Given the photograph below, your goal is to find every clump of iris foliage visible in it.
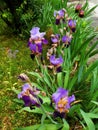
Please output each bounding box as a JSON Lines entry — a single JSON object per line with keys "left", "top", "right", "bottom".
{"left": 14, "top": 0, "right": 98, "bottom": 130}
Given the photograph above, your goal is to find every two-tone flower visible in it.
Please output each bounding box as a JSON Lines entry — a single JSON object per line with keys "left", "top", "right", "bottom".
{"left": 54, "top": 9, "right": 66, "bottom": 25}
{"left": 52, "top": 88, "right": 75, "bottom": 118}
{"left": 49, "top": 55, "right": 63, "bottom": 73}
{"left": 62, "top": 35, "right": 72, "bottom": 47}
{"left": 29, "top": 27, "right": 48, "bottom": 44}
{"left": 28, "top": 27, "right": 48, "bottom": 58}
{"left": 51, "top": 34, "right": 60, "bottom": 47}
{"left": 68, "top": 19, "right": 76, "bottom": 32}
{"left": 18, "top": 83, "right": 42, "bottom": 108}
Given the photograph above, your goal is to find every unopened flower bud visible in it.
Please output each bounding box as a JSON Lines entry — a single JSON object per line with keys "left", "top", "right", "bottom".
{"left": 41, "top": 91, "right": 46, "bottom": 96}
{"left": 79, "top": 10, "right": 84, "bottom": 17}
{"left": 18, "top": 73, "right": 30, "bottom": 82}
{"left": 75, "top": 4, "right": 82, "bottom": 13}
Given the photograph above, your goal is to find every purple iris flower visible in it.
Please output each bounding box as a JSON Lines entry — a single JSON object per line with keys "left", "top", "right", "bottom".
{"left": 52, "top": 88, "right": 75, "bottom": 115}
{"left": 30, "top": 27, "right": 46, "bottom": 40}
{"left": 54, "top": 9, "right": 66, "bottom": 25}
{"left": 42, "top": 39, "right": 48, "bottom": 44}
{"left": 27, "top": 41, "right": 31, "bottom": 47}
{"left": 51, "top": 34, "right": 60, "bottom": 43}
{"left": 62, "top": 35, "right": 72, "bottom": 47}
{"left": 68, "top": 19, "right": 76, "bottom": 32}
{"left": 50, "top": 55, "right": 63, "bottom": 66}
{"left": 29, "top": 43, "right": 42, "bottom": 54}
{"left": 18, "top": 83, "right": 42, "bottom": 107}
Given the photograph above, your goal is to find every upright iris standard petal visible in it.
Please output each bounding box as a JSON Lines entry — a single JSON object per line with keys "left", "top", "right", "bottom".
{"left": 18, "top": 83, "right": 42, "bottom": 107}
{"left": 50, "top": 55, "right": 63, "bottom": 66}
{"left": 52, "top": 88, "right": 68, "bottom": 104}
{"left": 30, "top": 27, "right": 46, "bottom": 40}
{"left": 30, "top": 27, "right": 40, "bottom": 35}
{"left": 52, "top": 87, "right": 75, "bottom": 115}
{"left": 54, "top": 9, "right": 65, "bottom": 18}
{"left": 68, "top": 19, "right": 76, "bottom": 32}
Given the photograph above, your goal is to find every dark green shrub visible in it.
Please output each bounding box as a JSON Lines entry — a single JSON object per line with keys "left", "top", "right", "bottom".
{"left": 0, "top": 0, "right": 44, "bottom": 38}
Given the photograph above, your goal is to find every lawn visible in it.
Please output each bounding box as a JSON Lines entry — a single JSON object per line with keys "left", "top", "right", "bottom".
{"left": 0, "top": 33, "right": 41, "bottom": 129}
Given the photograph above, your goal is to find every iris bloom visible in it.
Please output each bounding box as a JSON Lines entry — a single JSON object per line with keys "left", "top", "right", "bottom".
{"left": 62, "top": 35, "right": 72, "bottom": 47}
{"left": 68, "top": 19, "right": 76, "bottom": 32}
{"left": 49, "top": 55, "right": 63, "bottom": 73}
{"left": 50, "top": 55, "right": 63, "bottom": 66}
{"left": 30, "top": 27, "right": 45, "bottom": 40}
{"left": 52, "top": 88, "right": 75, "bottom": 118}
{"left": 28, "top": 27, "right": 48, "bottom": 59}
{"left": 51, "top": 34, "right": 60, "bottom": 43}
{"left": 54, "top": 9, "right": 66, "bottom": 25}
{"left": 29, "top": 27, "right": 48, "bottom": 44}
{"left": 18, "top": 83, "right": 42, "bottom": 107}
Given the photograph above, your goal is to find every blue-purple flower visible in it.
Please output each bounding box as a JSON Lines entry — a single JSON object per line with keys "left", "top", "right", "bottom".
{"left": 51, "top": 34, "right": 60, "bottom": 44}
{"left": 50, "top": 55, "right": 63, "bottom": 66}
{"left": 62, "top": 35, "right": 72, "bottom": 47}
{"left": 27, "top": 27, "right": 48, "bottom": 59}
{"left": 54, "top": 9, "right": 66, "bottom": 25}
{"left": 18, "top": 83, "right": 42, "bottom": 107}
{"left": 30, "top": 27, "right": 45, "bottom": 40}
{"left": 49, "top": 55, "right": 63, "bottom": 73}
{"left": 29, "top": 43, "right": 42, "bottom": 54}
{"left": 29, "top": 27, "right": 48, "bottom": 44}
{"left": 68, "top": 19, "right": 76, "bottom": 32}
{"left": 52, "top": 88, "right": 75, "bottom": 114}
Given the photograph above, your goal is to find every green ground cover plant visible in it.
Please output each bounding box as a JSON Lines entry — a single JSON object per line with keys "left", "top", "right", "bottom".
{"left": 0, "top": 35, "right": 41, "bottom": 129}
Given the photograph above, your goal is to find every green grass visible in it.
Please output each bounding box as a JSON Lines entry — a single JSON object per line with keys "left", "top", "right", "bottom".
{"left": 0, "top": 35, "right": 41, "bottom": 129}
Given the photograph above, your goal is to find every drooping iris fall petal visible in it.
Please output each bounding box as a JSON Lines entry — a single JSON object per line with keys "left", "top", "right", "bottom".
{"left": 50, "top": 55, "right": 63, "bottom": 66}
{"left": 62, "top": 35, "right": 72, "bottom": 47}
{"left": 18, "top": 83, "right": 42, "bottom": 107}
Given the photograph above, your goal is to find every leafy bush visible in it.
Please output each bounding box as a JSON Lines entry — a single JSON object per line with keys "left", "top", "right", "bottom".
{"left": 0, "top": 0, "right": 44, "bottom": 38}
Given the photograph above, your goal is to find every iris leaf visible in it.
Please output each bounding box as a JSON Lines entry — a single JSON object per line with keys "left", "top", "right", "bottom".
{"left": 80, "top": 109, "right": 95, "bottom": 130}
